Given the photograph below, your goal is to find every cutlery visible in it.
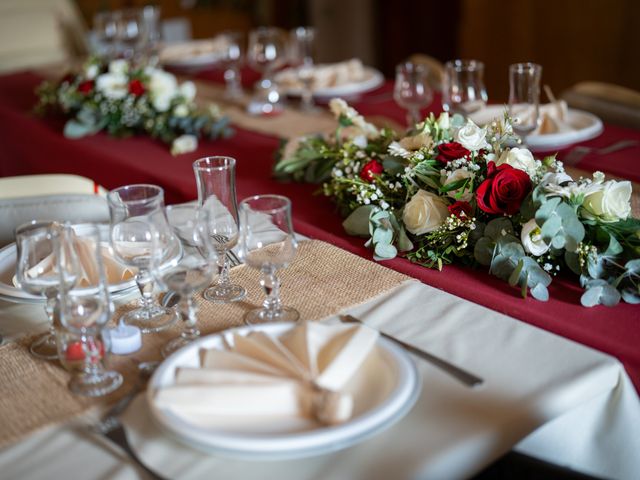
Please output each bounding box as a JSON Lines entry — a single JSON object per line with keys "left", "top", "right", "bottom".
{"left": 91, "top": 361, "right": 163, "bottom": 480}
{"left": 339, "top": 314, "right": 484, "bottom": 388}
{"left": 563, "top": 139, "right": 639, "bottom": 166}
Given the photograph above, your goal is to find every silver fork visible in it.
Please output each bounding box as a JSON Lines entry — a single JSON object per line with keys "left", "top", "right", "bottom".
{"left": 563, "top": 139, "right": 639, "bottom": 166}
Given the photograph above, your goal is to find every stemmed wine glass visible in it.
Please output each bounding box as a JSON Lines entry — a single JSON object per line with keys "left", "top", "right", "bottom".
{"left": 57, "top": 224, "right": 123, "bottom": 397}
{"left": 509, "top": 63, "right": 543, "bottom": 144}
{"left": 116, "top": 8, "right": 142, "bottom": 61}
{"left": 156, "top": 205, "right": 217, "bottom": 357}
{"left": 247, "top": 27, "right": 287, "bottom": 115}
{"left": 15, "top": 221, "right": 80, "bottom": 359}
{"left": 94, "top": 10, "right": 120, "bottom": 60}
{"left": 219, "top": 31, "right": 244, "bottom": 100}
{"left": 107, "top": 184, "right": 179, "bottom": 333}
{"left": 442, "top": 59, "right": 488, "bottom": 116}
{"left": 289, "top": 26, "right": 318, "bottom": 113}
{"left": 393, "top": 61, "right": 433, "bottom": 127}
{"left": 238, "top": 195, "right": 298, "bottom": 324}
{"left": 193, "top": 157, "right": 246, "bottom": 303}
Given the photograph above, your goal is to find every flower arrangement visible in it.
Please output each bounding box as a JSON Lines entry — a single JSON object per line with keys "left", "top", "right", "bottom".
{"left": 35, "top": 57, "right": 232, "bottom": 155}
{"left": 275, "top": 99, "right": 640, "bottom": 307}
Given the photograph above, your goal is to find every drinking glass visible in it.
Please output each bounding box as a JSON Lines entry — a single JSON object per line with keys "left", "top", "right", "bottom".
{"left": 139, "top": 5, "right": 161, "bottom": 65}
{"left": 219, "top": 31, "right": 244, "bottom": 100}
{"left": 193, "top": 157, "right": 246, "bottom": 303}
{"left": 157, "top": 205, "right": 217, "bottom": 357}
{"left": 442, "top": 59, "right": 488, "bottom": 116}
{"left": 116, "top": 8, "right": 142, "bottom": 60}
{"left": 393, "top": 61, "right": 433, "bottom": 127}
{"left": 289, "top": 26, "right": 318, "bottom": 113}
{"left": 57, "top": 224, "right": 123, "bottom": 397}
{"left": 238, "top": 195, "right": 298, "bottom": 324}
{"left": 94, "top": 11, "right": 120, "bottom": 59}
{"left": 509, "top": 63, "right": 543, "bottom": 143}
{"left": 107, "top": 184, "right": 179, "bottom": 333}
{"left": 247, "top": 27, "right": 287, "bottom": 114}
{"left": 15, "top": 221, "right": 79, "bottom": 359}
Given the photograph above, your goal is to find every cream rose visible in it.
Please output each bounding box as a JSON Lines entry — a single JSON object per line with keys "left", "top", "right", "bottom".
{"left": 402, "top": 190, "right": 450, "bottom": 235}
{"left": 108, "top": 59, "right": 128, "bottom": 75}
{"left": 442, "top": 168, "right": 474, "bottom": 202}
{"left": 95, "top": 73, "right": 128, "bottom": 100}
{"left": 455, "top": 120, "right": 488, "bottom": 151}
{"left": 149, "top": 70, "right": 178, "bottom": 112}
{"left": 496, "top": 148, "right": 537, "bottom": 177}
{"left": 520, "top": 219, "right": 549, "bottom": 256}
{"left": 171, "top": 134, "right": 198, "bottom": 155}
{"left": 581, "top": 180, "right": 632, "bottom": 222}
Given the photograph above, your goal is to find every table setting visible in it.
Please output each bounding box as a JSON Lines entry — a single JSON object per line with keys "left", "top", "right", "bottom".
{"left": 1, "top": 16, "right": 640, "bottom": 479}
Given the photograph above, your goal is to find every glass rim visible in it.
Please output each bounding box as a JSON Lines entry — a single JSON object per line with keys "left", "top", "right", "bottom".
{"left": 240, "top": 194, "right": 291, "bottom": 214}
{"left": 396, "top": 61, "right": 427, "bottom": 74}
{"left": 14, "top": 219, "right": 58, "bottom": 237}
{"left": 193, "top": 156, "right": 236, "bottom": 171}
{"left": 445, "top": 59, "right": 484, "bottom": 71}
{"left": 107, "top": 184, "right": 164, "bottom": 205}
{"left": 509, "top": 62, "right": 542, "bottom": 73}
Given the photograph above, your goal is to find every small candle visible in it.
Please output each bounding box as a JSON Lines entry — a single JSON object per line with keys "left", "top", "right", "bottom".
{"left": 105, "top": 322, "right": 142, "bottom": 355}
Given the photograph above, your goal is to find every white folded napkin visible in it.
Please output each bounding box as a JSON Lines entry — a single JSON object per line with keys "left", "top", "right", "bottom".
{"left": 154, "top": 322, "right": 380, "bottom": 426}
{"left": 534, "top": 100, "right": 575, "bottom": 135}
{"left": 159, "top": 36, "right": 229, "bottom": 62}
{"left": 277, "top": 59, "right": 367, "bottom": 90}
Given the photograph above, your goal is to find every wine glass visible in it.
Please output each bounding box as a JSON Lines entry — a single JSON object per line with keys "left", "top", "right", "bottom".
{"left": 219, "top": 31, "right": 244, "bottom": 100}
{"left": 157, "top": 205, "right": 217, "bottom": 357}
{"left": 139, "top": 5, "right": 161, "bottom": 66}
{"left": 238, "top": 195, "right": 298, "bottom": 324}
{"left": 94, "top": 10, "right": 120, "bottom": 60}
{"left": 107, "top": 184, "right": 179, "bottom": 333}
{"left": 15, "top": 221, "right": 79, "bottom": 359}
{"left": 247, "top": 27, "right": 287, "bottom": 114}
{"left": 57, "top": 224, "right": 123, "bottom": 397}
{"left": 193, "top": 157, "right": 246, "bottom": 303}
{"left": 289, "top": 26, "right": 318, "bottom": 113}
{"left": 393, "top": 61, "right": 433, "bottom": 127}
{"left": 509, "top": 63, "right": 543, "bottom": 144}
{"left": 442, "top": 59, "right": 488, "bottom": 116}
{"left": 116, "top": 8, "right": 142, "bottom": 61}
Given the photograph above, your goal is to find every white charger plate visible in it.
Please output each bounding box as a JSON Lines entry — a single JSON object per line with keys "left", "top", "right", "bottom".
{"left": 469, "top": 105, "right": 603, "bottom": 151}
{"left": 275, "top": 66, "right": 384, "bottom": 99}
{"left": 147, "top": 322, "right": 421, "bottom": 460}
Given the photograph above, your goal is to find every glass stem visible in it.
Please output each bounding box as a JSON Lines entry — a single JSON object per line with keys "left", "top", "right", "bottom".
{"left": 407, "top": 108, "right": 420, "bottom": 127}
{"left": 180, "top": 296, "right": 200, "bottom": 341}
{"left": 217, "top": 254, "right": 230, "bottom": 287}
{"left": 136, "top": 269, "right": 155, "bottom": 310}
{"left": 225, "top": 66, "right": 242, "bottom": 97}
{"left": 81, "top": 334, "right": 102, "bottom": 377}
{"left": 45, "top": 294, "right": 58, "bottom": 334}
{"left": 260, "top": 269, "right": 282, "bottom": 315}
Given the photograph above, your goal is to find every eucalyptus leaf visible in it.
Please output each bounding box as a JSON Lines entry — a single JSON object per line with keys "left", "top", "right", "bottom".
{"left": 531, "top": 283, "right": 549, "bottom": 301}
{"left": 374, "top": 242, "right": 397, "bottom": 260}
{"left": 564, "top": 251, "right": 581, "bottom": 275}
{"left": 397, "top": 225, "right": 414, "bottom": 252}
{"left": 509, "top": 259, "right": 524, "bottom": 286}
{"left": 621, "top": 288, "right": 640, "bottom": 304}
{"left": 342, "top": 205, "right": 376, "bottom": 237}
{"left": 474, "top": 237, "right": 495, "bottom": 266}
{"left": 485, "top": 218, "right": 514, "bottom": 241}
{"left": 372, "top": 227, "right": 393, "bottom": 245}
{"left": 63, "top": 119, "right": 100, "bottom": 139}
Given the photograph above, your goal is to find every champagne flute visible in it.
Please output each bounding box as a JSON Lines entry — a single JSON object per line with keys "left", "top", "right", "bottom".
{"left": 509, "top": 62, "right": 543, "bottom": 144}
{"left": 238, "top": 195, "right": 298, "bottom": 324}
{"left": 107, "top": 184, "right": 179, "bottom": 333}
{"left": 393, "top": 61, "right": 433, "bottom": 127}
{"left": 157, "top": 205, "right": 217, "bottom": 357}
{"left": 442, "top": 59, "right": 488, "bottom": 116}
{"left": 219, "top": 31, "right": 244, "bottom": 100}
{"left": 247, "top": 27, "right": 286, "bottom": 115}
{"left": 289, "top": 26, "right": 318, "bottom": 113}
{"left": 193, "top": 157, "right": 246, "bottom": 303}
{"left": 15, "top": 221, "right": 79, "bottom": 359}
{"left": 57, "top": 224, "right": 123, "bottom": 397}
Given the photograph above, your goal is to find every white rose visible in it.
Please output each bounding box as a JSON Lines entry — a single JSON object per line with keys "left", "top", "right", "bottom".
{"left": 108, "top": 59, "right": 128, "bottom": 75}
{"left": 95, "top": 73, "right": 128, "bottom": 100}
{"left": 402, "top": 190, "right": 450, "bottom": 235}
{"left": 179, "top": 81, "right": 196, "bottom": 102}
{"left": 496, "top": 148, "right": 537, "bottom": 177}
{"left": 352, "top": 135, "right": 368, "bottom": 149}
{"left": 85, "top": 64, "right": 99, "bottom": 80}
{"left": 173, "top": 104, "right": 189, "bottom": 117}
{"left": 437, "top": 112, "right": 450, "bottom": 130}
{"left": 520, "top": 219, "right": 550, "bottom": 256}
{"left": 541, "top": 171, "right": 573, "bottom": 187}
{"left": 171, "top": 134, "right": 198, "bottom": 156}
{"left": 149, "top": 70, "right": 178, "bottom": 112}
{"left": 455, "top": 120, "right": 488, "bottom": 151}
{"left": 581, "top": 180, "right": 632, "bottom": 222}
{"left": 442, "top": 168, "right": 474, "bottom": 202}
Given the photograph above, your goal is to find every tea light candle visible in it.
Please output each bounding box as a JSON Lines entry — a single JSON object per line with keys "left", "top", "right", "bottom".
{"left": 105, "top": 322, "right": 142, "bottom": 355}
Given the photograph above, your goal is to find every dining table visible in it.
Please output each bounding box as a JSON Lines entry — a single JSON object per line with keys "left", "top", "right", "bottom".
{"left": 0, "top": 63, "right": 639, "bottom": 480}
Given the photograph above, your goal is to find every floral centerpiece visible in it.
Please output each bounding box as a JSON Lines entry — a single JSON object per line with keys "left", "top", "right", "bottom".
{"left": 36, "top": 57, "right": 232, "bottom": 155}
{"left": 275, "top": 99, "right": 640, "bottom": 307}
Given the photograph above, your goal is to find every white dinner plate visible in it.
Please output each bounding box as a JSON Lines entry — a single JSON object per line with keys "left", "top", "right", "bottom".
{"left": 147, "top": 322, "right": 421, "bottom": 460}
{"left": 275, "top": 66, "right": 385, "bottom": 99}
{"left": 469, "top": 105, "right": 603, "bottom": 151}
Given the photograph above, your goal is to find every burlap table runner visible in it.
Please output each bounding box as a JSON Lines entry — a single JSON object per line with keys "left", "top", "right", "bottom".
{"left": 0, "top": 240, "right": 410, "bottom": 449}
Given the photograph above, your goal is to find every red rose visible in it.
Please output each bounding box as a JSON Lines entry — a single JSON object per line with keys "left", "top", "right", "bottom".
{"left": 360, "top": 159, "right": 384, "bottom": 182}
{"left": 77, "top": 80, "right": 94, "bottom": 95}
{"left": 448, "top": 201, "right": 473, "bottom": 219}
{"left": 476, "top": 161, "right": 532, "bottom": 215}
{"left": 437, "top": 142, "right": 470, "bottom": 163}
{"left": 128, "top": 79, "right": 145, "bottom": 97}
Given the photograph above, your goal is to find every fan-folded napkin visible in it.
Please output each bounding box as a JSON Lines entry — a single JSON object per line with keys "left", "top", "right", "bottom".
{"left": 277, "top": 59, "right": 367, "bottom": 90}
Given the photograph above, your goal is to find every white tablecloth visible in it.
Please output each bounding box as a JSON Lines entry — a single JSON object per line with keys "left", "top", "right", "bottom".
{"left": 1, "top": 279, "right": 639, "bottom": 480}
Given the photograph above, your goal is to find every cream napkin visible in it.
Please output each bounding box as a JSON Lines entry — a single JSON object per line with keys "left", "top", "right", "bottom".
{"left": 277, "top": 59, "right": 367, "bottom": 91}
{"left": 154, "top": 322, "right": 380, "bottom": 425}
{"left": 159, "top": 36, "right": 229, "bottom": 63}
{"left": 534, "top": 100, "right": 575, "bottom": 135}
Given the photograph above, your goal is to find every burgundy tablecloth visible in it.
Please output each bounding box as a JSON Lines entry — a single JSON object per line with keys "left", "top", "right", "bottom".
{"left": 1, "top": 71, "right": 639, "bottom": 392}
